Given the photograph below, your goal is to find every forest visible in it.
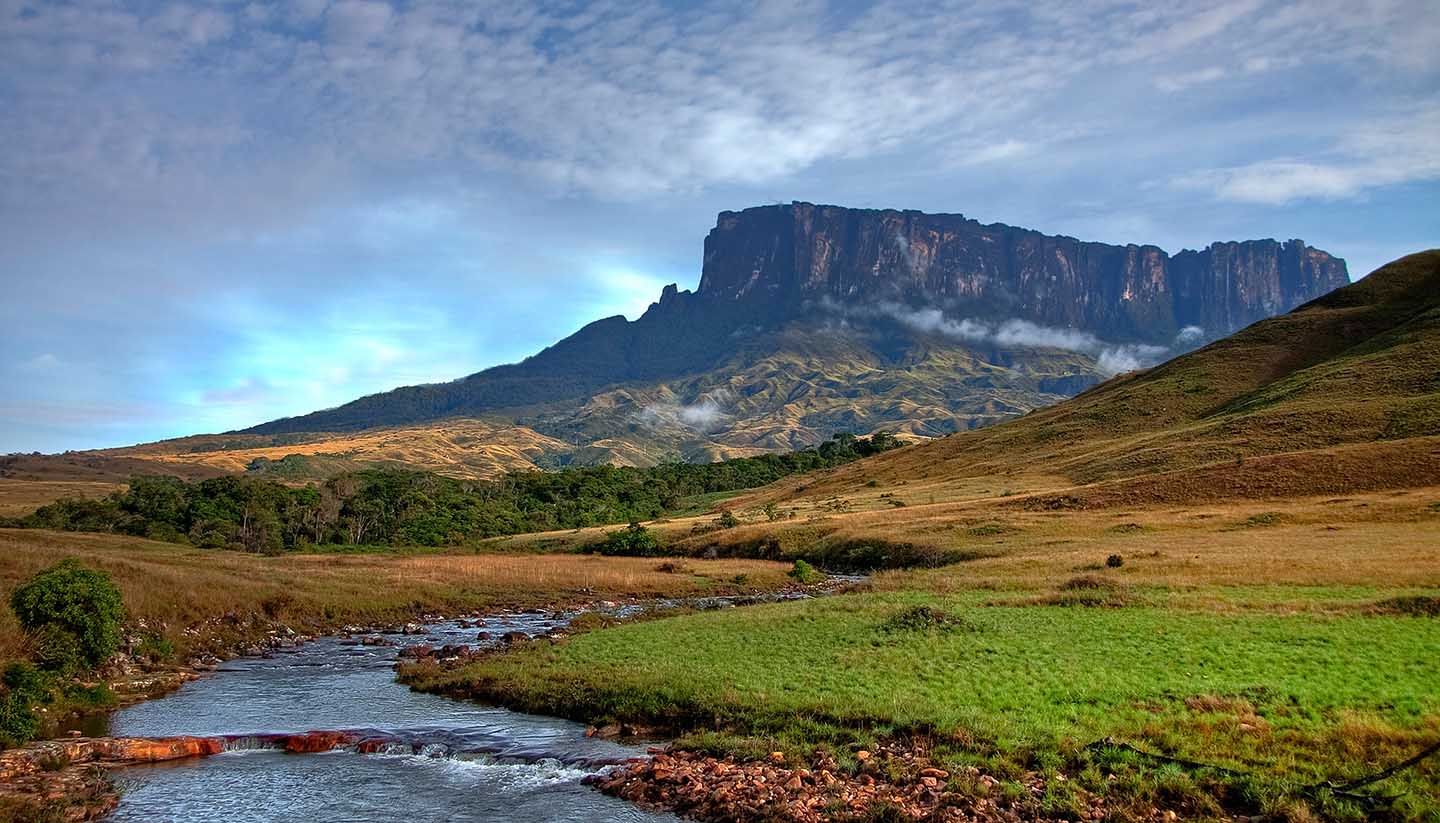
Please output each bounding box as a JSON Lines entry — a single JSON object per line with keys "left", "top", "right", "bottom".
{"left": 8, "top": 433, "right": 899, "bottom": 552}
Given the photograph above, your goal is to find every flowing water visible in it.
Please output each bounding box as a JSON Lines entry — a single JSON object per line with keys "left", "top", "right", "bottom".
{"left": 98, "top": 611, "right": 680, "bottom": 822}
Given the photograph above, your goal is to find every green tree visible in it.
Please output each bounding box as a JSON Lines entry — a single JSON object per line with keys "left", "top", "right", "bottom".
{"left": 597, "top": 522, "right": 662, "bottom": 556}
{"left": 10, "top": 560, "right": 125, "bottom": 671}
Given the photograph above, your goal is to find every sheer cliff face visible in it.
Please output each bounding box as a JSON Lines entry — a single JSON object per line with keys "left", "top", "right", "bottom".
{"left": 696, "top": 202, "right": 1349, "bottom": 343}
{"left": 241, "top": 200, "right": 1348, "bottom": 440}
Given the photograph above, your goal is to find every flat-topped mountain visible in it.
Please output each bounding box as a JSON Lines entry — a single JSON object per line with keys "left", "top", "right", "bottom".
{"left": 5, "top": 203, "right": 1349, "bottom": 481}
{"left": 697, "top": 203, "right": 1347, "bottom": 343}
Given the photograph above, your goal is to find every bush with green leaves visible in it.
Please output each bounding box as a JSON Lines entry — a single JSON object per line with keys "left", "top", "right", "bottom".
{"left": 10, "top": 560, "right": 125, "bottom": 671}
{"left": 0, "top": 663, "right": 51, "bottom": 748}
{"left": 788, "top": 559, "right": 824, "bottom": 584}
{"left": 595, "top": 522, "right": 663, "bottom": 557}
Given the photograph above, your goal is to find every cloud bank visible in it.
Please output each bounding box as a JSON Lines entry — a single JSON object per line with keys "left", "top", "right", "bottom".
{"left": 1, "top": 0, "right": 1435, "bottom": 451}
{"left": 873, "top": 303, "right": 1173, "bottom": 376}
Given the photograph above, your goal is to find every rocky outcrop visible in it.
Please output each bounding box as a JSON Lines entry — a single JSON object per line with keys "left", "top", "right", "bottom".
{"left": 695, "top": 202, "right": 1348, "bottom": 344}
{"left": 208, "top": 201, "right": 1349, "bottom": 456}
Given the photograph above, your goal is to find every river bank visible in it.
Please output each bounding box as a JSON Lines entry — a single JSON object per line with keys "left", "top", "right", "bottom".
{"left": 2, "top": 573, "right": 852, "bottom": 822}
{"left": 405, "top": 588, "right": 1440, "bottom": 822}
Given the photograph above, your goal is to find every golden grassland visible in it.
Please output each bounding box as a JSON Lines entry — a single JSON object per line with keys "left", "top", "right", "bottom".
{"left": 0, "top": 479, "right": 123, "bottom": 517}
{"left": 492, "top": 484, "right": 1440, "bottom": 592}
{"left": 0, "top": 528, "right": 793, "bottom": 659}
{"left": 124, "top": 419, "right": 570, "bottom": 479}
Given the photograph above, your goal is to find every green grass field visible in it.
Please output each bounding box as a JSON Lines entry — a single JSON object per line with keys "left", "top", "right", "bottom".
{"left": 409, "top": 587, "right": 1440, "bottom": 821}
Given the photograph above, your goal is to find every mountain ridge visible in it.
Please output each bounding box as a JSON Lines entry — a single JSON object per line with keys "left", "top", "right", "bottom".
{"left": 241, "top": 202, "right": 1346, "bottom": 439}
{"left": 1, "top": 202, "right": 1353, "bottom": 483}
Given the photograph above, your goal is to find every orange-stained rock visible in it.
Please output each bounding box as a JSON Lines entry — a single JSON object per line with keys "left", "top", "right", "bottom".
{"left": 94, "top": 736, "right": 225, "bottom": 762}
{"left": 280, "top": 731, "right": 358, "bottom": 753}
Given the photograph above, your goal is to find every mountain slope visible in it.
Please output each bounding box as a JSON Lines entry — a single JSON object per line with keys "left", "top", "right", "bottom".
{"left": 6, "top": 203, "right": 1351, "bottom": 483}
{"left": 242, "top": 202, "right": 1346, "bottom": 440}
{"left": 747, "top": 249, "right": 1440, "bottom": 510}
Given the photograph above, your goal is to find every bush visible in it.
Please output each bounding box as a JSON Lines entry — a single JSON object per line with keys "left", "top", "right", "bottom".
{"left": 29, "top": 624, "right": 86, "bottom": 674}
{"left": 788, "top": 559, "right": 824, "bottom": 584}
{"left": 1106, "top": 554, "right": 1125, "bottom": 568}
{"left": 135, "top": 633, "right": 176, "bottom": 664}
{"left": 10, "top": 560, "right": 125, "bottom": 670}
{"left": 881, "top": 605, "right": 977, "bottom": 633}
{"left": 0, "top": 663, "right": 51, "bottom": 748}
{"left": 716, "top": 510, "right": 740, "bottom": 529}
{"left": 596, "top": 522, "right": 663, "bottom": 557}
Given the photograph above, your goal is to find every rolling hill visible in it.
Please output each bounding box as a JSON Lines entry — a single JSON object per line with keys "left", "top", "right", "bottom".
{"left": 668, "top": 248, "right": 1440, "bottom": 540}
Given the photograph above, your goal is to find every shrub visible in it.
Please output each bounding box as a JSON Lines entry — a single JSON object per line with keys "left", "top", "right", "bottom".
{"left": 788, "top": 559, "right": 824, "bottom": 584}
{"left": 134, "top": 633, "right": 176, "bottom": 664}
{"left": 9, "top": 560, "right": 125, "bottom": 670}
{"left": 30, "top": 624, "right": 86, "bottom": 674}
{"left": 716, "top": 510, "right": 740, "bottom": 529}
{"left": 0, "top": 663, "right": 51, "bottom": 748}
{"left": 1106, "top": 554, "right": 1125, "bottom": 568}
{"left": 596, "top": 522, "right": 663, "bottom": 557}
{"left": 881, "top": 605, "right": 977, "bottom": 633}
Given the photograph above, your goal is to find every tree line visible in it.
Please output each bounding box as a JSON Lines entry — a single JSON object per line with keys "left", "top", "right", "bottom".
{"left": 8, "top": 432, "right": 899, "bottom": 553}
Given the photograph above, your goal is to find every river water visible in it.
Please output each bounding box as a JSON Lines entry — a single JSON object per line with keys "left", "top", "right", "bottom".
{"left": 98, "top": 611, "right": 681, "bottom": 823}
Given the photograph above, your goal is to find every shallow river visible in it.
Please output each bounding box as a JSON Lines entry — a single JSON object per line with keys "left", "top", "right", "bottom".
{"left": 98, "top": 611, "right": 681, "bottom": 822}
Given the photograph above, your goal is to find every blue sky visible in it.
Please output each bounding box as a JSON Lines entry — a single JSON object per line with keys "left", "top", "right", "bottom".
{"left": 2, "top": 0, "right": 1437, "bottom": 453}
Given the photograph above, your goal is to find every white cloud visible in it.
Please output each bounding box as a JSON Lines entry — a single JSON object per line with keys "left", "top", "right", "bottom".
{"left": 18, "top": 353, "right": 60, "bottom": 372}
{"left": 1153, "top": 66, "right": 1226, "bottom": 93}
{"left": 4, "top": 0, "right": 1433, "bottom": 213}
{"left": 1174, "top": 325, "right": 1205, "bottom": 346}
{"left": 1173, "top": 104, "right": 1440, "bottom": 204}
{"left": 639, "top": 390, "right": 733, "bottom": 433}
{"left": 872, "top": 303, "right": 1170, "bottom": 376}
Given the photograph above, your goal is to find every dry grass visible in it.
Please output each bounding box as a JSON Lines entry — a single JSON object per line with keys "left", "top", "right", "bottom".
{"left": 0, "top": 528, "right": 792, "bottom": 658}
{"left": 0, "top": 480, "right": 123, "bottom": 517}
{"left": 493, "top": 485, "right": 1440, "bottom": 595}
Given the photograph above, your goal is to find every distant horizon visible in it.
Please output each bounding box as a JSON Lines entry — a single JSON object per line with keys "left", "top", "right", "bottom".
{"left": 4, "top": 0, "right": 1436, "bottom": 453}
{"left": 0, "top": 198, "right": 1404, "bottom": 457}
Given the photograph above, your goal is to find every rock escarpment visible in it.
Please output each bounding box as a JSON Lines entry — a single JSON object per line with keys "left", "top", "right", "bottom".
{"left": 695, "top": 202, "right": 1348, "bottom": 344}
{"left": 242, "top": 201, "right": 1346, "bottom": 441}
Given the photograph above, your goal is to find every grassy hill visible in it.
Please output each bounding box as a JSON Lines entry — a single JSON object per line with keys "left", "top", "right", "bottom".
{"left": 1, "top": 323, "right": 1097, "bottom": 486}
{"left": 409, "top": 252, "right": 1440, "bottom": 823}
{"left": 751, "top": 249, "right": 1440, "bottom": 510}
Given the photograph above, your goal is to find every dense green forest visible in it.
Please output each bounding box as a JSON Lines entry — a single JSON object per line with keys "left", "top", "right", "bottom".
{"left": 8, "top": 433, "right": 899, "bottom": 552}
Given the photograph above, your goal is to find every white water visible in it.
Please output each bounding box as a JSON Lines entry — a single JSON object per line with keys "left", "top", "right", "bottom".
{"left": 100, "top": 611, "right": 679, "bottom": 822}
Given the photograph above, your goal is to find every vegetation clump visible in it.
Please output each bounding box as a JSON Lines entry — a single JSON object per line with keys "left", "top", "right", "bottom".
{"left": 1371, "top": 596, "right": 1440, "bottom": 617}
{"left": 10, "top": 560, "right": 124, "bottom": 672}
{"left": 596, "top": 522, "right": 663, "bottom": 557}
{"left": 880, "top": 605, "right": 976, "bottom": 633}
{"left": 16, "top": 432, "right": 900, "bottom": 552}
{"left": 1106, "top": 554, "right": 1125, "bottom": 568}
{"left": 788, "top": 559, "right": 823, "bottom": 585}
{"left": 0, "top": 663, "right": 49, "bottom": 748}
{"left": 1034, "top": 576, "right": 1133, "bottom": 607}
{"left": 2, "top": 561, "right": 126, "bottom": 748}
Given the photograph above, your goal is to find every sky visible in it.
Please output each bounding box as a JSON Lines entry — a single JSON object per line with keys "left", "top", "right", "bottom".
{"left": 2, "top": 0, "right": 1437, "bottom": 454}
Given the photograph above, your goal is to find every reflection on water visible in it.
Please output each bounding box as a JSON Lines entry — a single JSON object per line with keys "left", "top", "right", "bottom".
{"left": 101, "top": 612, "right": 679, "bottom": 823}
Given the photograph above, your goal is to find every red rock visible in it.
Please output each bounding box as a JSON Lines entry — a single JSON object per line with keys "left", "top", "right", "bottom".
{"left": 280, "top": 731, "right": 357, "bottom": 753}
